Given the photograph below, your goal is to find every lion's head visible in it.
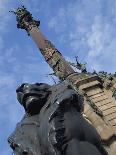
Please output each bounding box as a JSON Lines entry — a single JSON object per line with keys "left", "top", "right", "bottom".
{"left": 16, "top": 83, "right": 51, "bottom": 115}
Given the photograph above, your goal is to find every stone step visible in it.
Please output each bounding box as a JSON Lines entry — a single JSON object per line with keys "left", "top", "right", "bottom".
{"left": 95, "top": 99, "right": 112, "bottom": 107}
{"left": 86, "top": 88, "right": 103, "bottom": 97}
{"left": 90, "top": 93, "right": 105, "bottom": 99}
{"left": 99, "top": 103, "right": 116, "bottom": 111}
{"left": 80, "top": 80, "right": 100, "bottom": 90}
{"left": 74, "top": 75, "right": 99, "bottom": 87}
{"left": 92, "top": 95, "right": 108, "bottom": 103}
{"left": 103, "top": 107, "right": 116, "bottom": 116}
{"left": 105, "top": 112, "right": 116, "bottom": 121}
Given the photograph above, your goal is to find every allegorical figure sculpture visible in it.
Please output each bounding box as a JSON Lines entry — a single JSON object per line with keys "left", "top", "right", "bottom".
{"left": 8, "top": 82, "right": 108, "bottom": 155}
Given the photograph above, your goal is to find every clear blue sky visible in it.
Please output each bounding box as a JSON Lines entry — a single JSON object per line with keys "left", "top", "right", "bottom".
{"left": 0, "top": 0, "right": 116, "bottom": 154}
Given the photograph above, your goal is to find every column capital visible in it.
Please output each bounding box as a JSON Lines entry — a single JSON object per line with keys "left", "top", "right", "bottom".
{"left": 10, "top": 6, "right": 40, "bottom": 35}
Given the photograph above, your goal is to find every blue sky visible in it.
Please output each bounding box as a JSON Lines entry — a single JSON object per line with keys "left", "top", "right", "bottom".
{"left": 0, "top": 0, "right": 116, "bottom": 154}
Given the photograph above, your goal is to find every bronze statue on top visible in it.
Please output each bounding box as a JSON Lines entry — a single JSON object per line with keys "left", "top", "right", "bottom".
{"left": 8, "top": 6, "right": 116, "bottom": 155}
